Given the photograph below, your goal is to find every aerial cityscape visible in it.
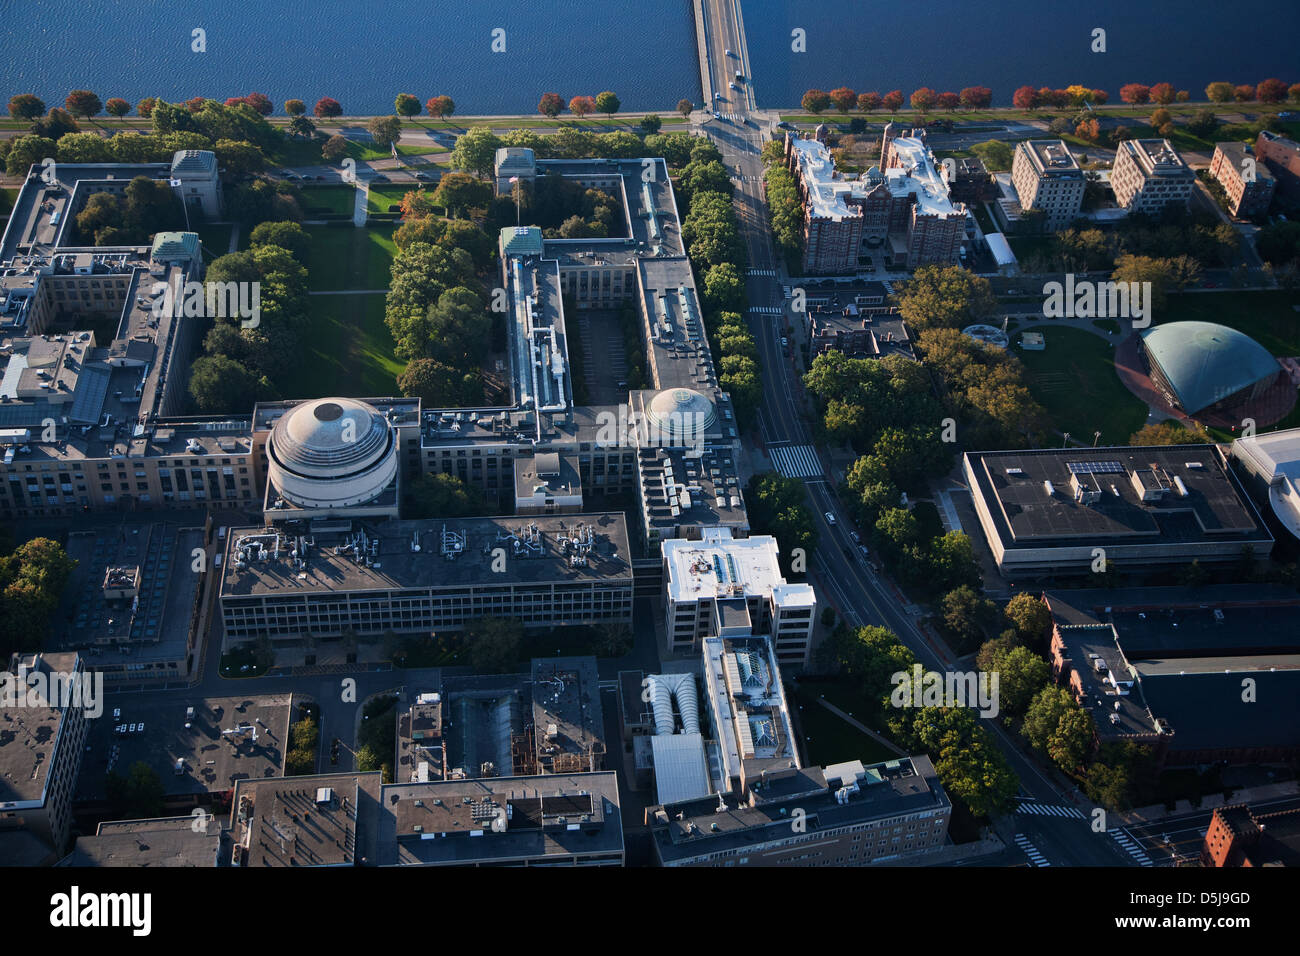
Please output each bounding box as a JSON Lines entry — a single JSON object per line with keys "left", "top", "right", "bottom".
{"left": 0, "top": 0, "right": 1297, "bottom": 922}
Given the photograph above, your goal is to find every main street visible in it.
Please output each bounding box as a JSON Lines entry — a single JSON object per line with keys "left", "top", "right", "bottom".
{"left": 694, "top": 0, "right": 1135, "bottom": 866}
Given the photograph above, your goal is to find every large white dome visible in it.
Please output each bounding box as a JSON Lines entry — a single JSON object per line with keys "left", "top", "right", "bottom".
{"left": 266, "top": 398, "right": 397, "bottom": 509}
{"left": 646, "top": 388, "right": 716, "bottom": 442}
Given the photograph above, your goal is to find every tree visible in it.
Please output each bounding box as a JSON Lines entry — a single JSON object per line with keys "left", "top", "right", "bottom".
{"left": 31, "top": 107, "right": 79, "bottom": 140}
{"left": 594, "top": 90, "right": 621, "bottom": 118}
{"left": 433, "top": 172, "right": 492, "bottom": 218}
{"left": 1149, "top": 82, "right": 1176, "bottom": 106}
{"left": 988, "top": 645, "right": 1051, "bottom": 717}
{"left": 466, "top": 616, "right": 523, "bottom": 674}
{"left": 881, "top": 90, "right": 904, "bottom": 112}
{"left": 744, "top": 473, "right": 818, "bottom": 575}
{"left": 104, "top": 97, "right": 130, "bottom": 119}
{"left": 448, "top": 126, "right": 502, "bottom": 178}
{"left": 136, "top": 97, "right": 157, "bottom": 118}
{"left": 322, "top": 134, "right": 349, "bottom": 162}
{"left": 188, "top": 354, "right": 272, "bottom": 412}
{"left": 1009, "top": 86, "right": 1036, "bottom": 110}
{"left": 1119, "top": 83, "right": 1150, "bottom": 109}
{"left": 829, "top": 87, "right": 857, "bottom": 113}
{"left": 857, "top": 91, "right": 882, "bottom": 112}
{"left": 702, "top": 262, "right": 745, "bottom": 314}
{"left": 105, "top": 761, "right": 165, "bottom": 819}
{"left": 57, "top": 132, "right": 112, "bottom": 164}
{"left": 5, "top": 135, "right": 58, "bottom": 176}
{"left": 910, "top": 707, "right": 1019, "bottom": 818}
{"left": 249, "top": 220, "right": 310, "bottom": 261}
{"left": 1022, "top": 686, "right": 1096, "bottom": 772}
{"left": 970, "top": 139, "right": 1013, "bottom": 171}
{"left": 568, "top": 95, "right": 596, "bottom": 119}
{"left": 538, "top": 92, "right": 564, "bottom": 118}
{"left": 64, "top": 90, "right": 102, "bottom": 118}
{"left": 367, "top": 115, "right": 402, "bottom": 150}
{"left": 1003, "top": 592, "right": 1051, "bottom": 646}
{"left": 426, "top": 95, "right": 455, "bottom": 120}
{"left": 1234, "top": 84, "right": 1255, "bottom": 102}
{"left": 909, "top": 87, "right": 937, "bottom": 113}
{"left": 0, "top": 537, "right": 76, "bottom": 656}
{"left": 1205, "top": 81, "right": 1234, "bottom": 103}
{"left": 1129, "top": 421, "right": 1210, "bottom": 445}
{"left": 403, "top": 471, "right": 488, "bottom": 519}
{"left": 1186, "top": 109, "right": 1219, "bottom": 139}
{"left": 1149, "top": 107, "right": 1173, "bottom": 130}
{"left": 396, "top": 358, "right": 482, "bottom": 408}
{"left": 395, "top": 93, "right": 421, "bottom": 117}
{"left": 287, "top": 114, "right": 316, "bottom": 139}
{"left": 801, "top": 89, "right": 831, "bottom": 114}
{"left": 313, "top": 97, "right": 343, "bottom": 118}
{"left": 1111, "top": 253, "right": 1199, "bottom": 313}
{"left": 1256, "top": 78, "right": 1288, "bottom": 104}
{"left": 894, "top": 264, "right": 996, "bottom": 330}
{"left": 8, "top": 94, "right": 45, "bottom": 120}
{"left": 639, "top": 113, "right": 662, "bottom": 134}
{"left": 1092, "top": 88, "right": 1109, "bottom": 105}
{"left": 941, "top": 585, "right": 1002, "bottom": 653}
{"left": 959, "top": 86, "right": 993, "bottom": 110}
{"left": 677, "top": 98, "right": 694, "bottom": 119}
{"left": 285, "top": 99, "right": 306, "bottom": 116}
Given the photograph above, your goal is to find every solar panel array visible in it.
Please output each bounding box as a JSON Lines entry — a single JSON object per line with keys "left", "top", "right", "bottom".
{"left": 1066, "top": 460, "right": 1125, "bottom": 475}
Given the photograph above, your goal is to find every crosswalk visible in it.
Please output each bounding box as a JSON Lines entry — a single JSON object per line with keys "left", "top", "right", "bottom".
{"left": 1016, "top": 801, "right": 1086, "bottom": 820}
{"left": 717, "top": 111, "right": 744, "bottom": 123}
{"left": 1110, "top": 828, "right": 1154, "bottom": 866}
{"left": 1014, "top": 834, "right": 1051, "bottom": 867}
{"left": 748, "top": 268, "right": 777, "bottom": 277}
{"left": 769, "top": 444, "right": 822, "bottom": 478}
{"left": 748, "top": 305, "right": 782, "bottom": 314}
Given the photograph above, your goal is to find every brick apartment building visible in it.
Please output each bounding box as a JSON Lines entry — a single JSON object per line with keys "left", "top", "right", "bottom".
{"left": 786, "top": 125, "right": 967, "bottom": 274}
{"left": 1202, "top": 804, "right": 1300, "bottom": 867}
{"left": 1209, "top": 142, "right": 1276, "bottom": 217}
{"left": 1255, "top": 130, "right": 1300, "bottom": 205}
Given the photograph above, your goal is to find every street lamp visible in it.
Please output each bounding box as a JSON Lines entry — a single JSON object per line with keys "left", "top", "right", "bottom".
{"left": 1093, "top": 431, "right": 1102, "bottom": 447}
{"left": 1062, "top": 432, "right": 1071, "bottom": 448}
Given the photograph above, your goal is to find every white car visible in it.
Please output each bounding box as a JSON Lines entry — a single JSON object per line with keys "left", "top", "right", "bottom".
{"left": 825, "top": 512, "right": 836, "bottom": 525}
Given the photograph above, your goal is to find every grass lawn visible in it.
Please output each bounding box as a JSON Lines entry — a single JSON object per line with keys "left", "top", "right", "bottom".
{"left": 788, "top": 684, "right": 897, "bottom": 767}
{"left": 365, "top": 183, "right": 435, "bottom": 215}
{"left": 303, "top": 223, "right": 396, "bottom": 291}
{"left": 196, "top": 223, "right": 234, "bottom": 259}
{"left": 284, "top": 293, "right": 403, "bottom": 398}
{"left": 300, "top": 184, "right": 358, "bottom": 216}
{"left": 1018, "top": 325, "right": 1148, "bottom": 445}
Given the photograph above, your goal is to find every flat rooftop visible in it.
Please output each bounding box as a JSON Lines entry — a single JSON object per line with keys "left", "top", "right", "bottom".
{"left": 220, "top": 512, "right": 632, "bottom": 599}
{"left": 0, "top": 652, "right": 81, "bottom": 806}
{"left": 531, "top": 656, "right": 605, "bottom": 773}
{"left": 230, "top": 772, "right": 385, "bottom": 867}
{"left": 52, "top": 523, "right": 201, "bottom": 673}
{"left": 650, "top": 756, "right": 948, "bottom": 863}
{"left": 76, "top": 694, "right": 293, "bottom": 801}
{"left": 1021, "top": 139, "right": 1083, "bottom": 178}
{"left": 967, "top": 446, "right": 1269, "bottom": 546}
{"left": 639, "top": 444, "right": 747, "bottom": 533}
{"left": 374, "top": 771, "right": 623, "bottom": 865}
{"left": 62, "top": 816, "right": 221, "bottom": 867}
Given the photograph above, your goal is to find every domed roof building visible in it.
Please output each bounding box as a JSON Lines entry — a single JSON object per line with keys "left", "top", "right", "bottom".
{"left": 644, "top": 388, "right": 717, "bottom": 444}
{"left": 265, "top": 398, "right": 399, "bottom": 512}
{"left": 1140, "top": 322, "right": 1280, "bottom": 416}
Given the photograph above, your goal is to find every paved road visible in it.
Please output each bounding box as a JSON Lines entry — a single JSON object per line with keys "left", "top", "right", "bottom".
{"left": 695, "top": 0, "right": 1142, "bottom": 868}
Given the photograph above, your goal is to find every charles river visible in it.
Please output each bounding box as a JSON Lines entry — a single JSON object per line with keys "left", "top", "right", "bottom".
{"left": 2, "top": 0, "right": 1297, "bottom": 115}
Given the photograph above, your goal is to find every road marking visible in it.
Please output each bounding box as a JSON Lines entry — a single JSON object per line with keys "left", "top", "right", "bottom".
{"left": 1014, "top": 834, "right": 1051, "bottom": 867}
{"left": 769, "top": 444, "right": 822, "bottom": 478}
{"left": 1109, "top": 828, "right": 1154, "bottom": 866}
{"left": 1016, "top": 801, "right": 1086, "bottom": 820}
{"left": 747, "top": 268, "right": 776, "bottom": 276}
{"left": 748, "top": 305, "right": 782, "bottom": 313}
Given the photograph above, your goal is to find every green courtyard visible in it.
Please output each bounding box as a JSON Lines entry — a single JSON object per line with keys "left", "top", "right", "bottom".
{"left": 1018, "top": 325, "right": 1149, "bottom": 445}
{"left": 284, "top": 293, "right": 403, "bottom": 399}
{"left": 303, "top": 223, "right": 397, "bottom": 291}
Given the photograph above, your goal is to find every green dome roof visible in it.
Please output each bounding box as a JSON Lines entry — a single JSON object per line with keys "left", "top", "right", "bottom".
{"left": 1141, "top": 321, "right": 1278, "bottom": 414}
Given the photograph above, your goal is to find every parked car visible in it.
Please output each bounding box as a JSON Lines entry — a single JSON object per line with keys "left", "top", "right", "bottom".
{"left": 824, "top": 512, "right": 836, "bottom": 525}
{"left": 850, "top": 530, "right": 860, "bottom": 543}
